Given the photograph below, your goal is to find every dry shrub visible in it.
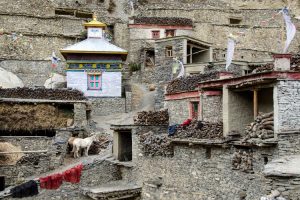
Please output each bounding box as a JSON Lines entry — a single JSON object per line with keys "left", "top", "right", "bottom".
{"left": 0, "top": 142, "right": 23, "bottom": 165}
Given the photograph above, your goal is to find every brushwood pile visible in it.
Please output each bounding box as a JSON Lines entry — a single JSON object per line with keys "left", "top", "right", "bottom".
{"left": 134, "top": 110, "right": 169, "bottom": 125}
{"left": 0, "top": 88, "right": 86, "bottom": 100}
{"left": 166, "top": 72, "right": 219, "bottom": 94}
{"left": 174, "top": 120, "right": 223, "bottom": 139}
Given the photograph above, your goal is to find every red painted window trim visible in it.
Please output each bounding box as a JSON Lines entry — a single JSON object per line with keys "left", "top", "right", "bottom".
{"left": 88, "top": 74, "right": 102, "bottom": 90}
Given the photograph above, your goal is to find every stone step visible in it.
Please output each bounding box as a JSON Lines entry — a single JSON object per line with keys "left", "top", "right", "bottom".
{"left": 82, "top": 181, "right": 142, "bottom": 200}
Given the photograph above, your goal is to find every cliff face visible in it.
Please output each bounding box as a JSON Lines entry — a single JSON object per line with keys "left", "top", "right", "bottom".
{"left": 0, "top": 0, "right": 299, "bottom": 86}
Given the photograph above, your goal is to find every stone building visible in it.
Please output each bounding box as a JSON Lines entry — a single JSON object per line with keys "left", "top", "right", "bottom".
{"left": 0, "top": 88, "right": 89, "bottom": 186}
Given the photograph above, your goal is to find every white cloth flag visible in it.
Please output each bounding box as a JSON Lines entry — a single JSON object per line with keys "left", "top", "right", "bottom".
{"left": 225, "top": 38, "right": 235, "bottom": 71}
{"left": 176, "top": 60, "right": 185, "bottom": 78}
{"left": 282, "top": 8, "right": 296, "bottom": 53}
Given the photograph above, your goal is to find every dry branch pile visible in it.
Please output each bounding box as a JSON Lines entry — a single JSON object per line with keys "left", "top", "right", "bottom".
{"left": 88, "top": 135, "right": 111, "bottom": 155}
{"left": 134, "top": 110, "right": 169, "bottom": 125}
{"left": 166, "top": 72, "right": 219, "bottom": 94}
{"left": 232, "top": 150, "right": 253, "bottom": 172}
{"left": 174, "top": 120, "right": 223, "bottom": 139}
{"left": 252, "top": 63, "right": 274, "bottom": 73}
{"left": 0, "top": 142, "right": 23, "bottom": 165}
{"left": 0, "top": 103, "right": 72, "bottom": 131}
{"left": 0, "top": 88, "right": 86, "bottom": 100}
{"left": 134, "top": 17, "right": 193, "bottom": 26}
{"left": 139, "top": 131, "right": 173, "bottom": 157}
{"left": 245, "top": 112, "right": 274, "bottom": 140}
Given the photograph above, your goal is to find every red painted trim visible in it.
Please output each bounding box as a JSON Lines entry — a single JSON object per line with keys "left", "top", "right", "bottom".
{"left": 202, "top": 91, "right": 222, "bottom": 96}
{"left": 165, "top": 91, "right": 199, "bottom": 101}
{"left": 128, "top": 24, "right": 193, "bottom": 30}
{"left": 273, "top": 54, "right": 292, "bottom": 59}
{"left": 198, "top": 71, "right": 300, "bottom": 89}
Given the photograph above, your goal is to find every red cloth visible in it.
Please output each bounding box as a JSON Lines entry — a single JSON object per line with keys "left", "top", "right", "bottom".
{"left": 63, "top": 164, "right": 83, "bottom": 184}
{"left": 181, "top": 119, "right": 192, "bottom": 127}
{"left": 39, "top": 174, "right": 63, "bottom": 190}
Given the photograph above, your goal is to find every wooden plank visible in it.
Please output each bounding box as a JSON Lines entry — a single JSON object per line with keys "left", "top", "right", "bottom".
{"left": 0, "top": 150, "right": 47, "bottom": 154}
{"left": 253, "top": 89, "right": 258, "bottom": 119}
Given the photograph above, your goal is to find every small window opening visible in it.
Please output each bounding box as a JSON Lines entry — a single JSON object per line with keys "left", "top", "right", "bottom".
{"left": 244, "top": 70, "right": 252, "bottom": 75}
{"left": 152, "top": 31, "right": 160, "bottom": 39}
{"left": 190, "top": 101, "right": 199, "bottom": 119}
{"left": 241, "top": 56, "right": 244, "bottom": 59}
{"left": 205, "top": 148, "right": 211, "bottom": 159}
{"left": 165, "top": 46, "right": 173, "bottom": 57}
{"left": 165, "top": 29, "right": 175, "bottom": 37}
{"left": 264, "top": 157, "right": 268, "bottom": 164}
{"left": 229, "top": 18, "right": 242, "bottom": 24}
{"left": 55, "top": 9, "right": 74, "bottom": 16}
{"left": 0, "top": 177, "right": 5, "bottom": 191}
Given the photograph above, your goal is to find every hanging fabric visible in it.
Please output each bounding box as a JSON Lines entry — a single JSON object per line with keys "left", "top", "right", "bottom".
{"left": 10, "top": 180, "right": 38, "bottom": 198}
{"left": 281, "top": 7, "right": 296, "bottom": 53}
{"left": 39, "top": 173, "right": 63, "bottom": 190}
{"left": 225, "top": 35, "right": 236, "bottom": 71}
{"left": 63, "top": 164, "right": 83, "bottom": 184}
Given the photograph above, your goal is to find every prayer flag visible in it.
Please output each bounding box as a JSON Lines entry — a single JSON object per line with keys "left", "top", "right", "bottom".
{"left": 225, "top": 38, "right": 235, "bottom": 71}
{"left": 51, "top": 52, "right": 58, "bottom": 68}
{"left": 282, "top": 7, "right": 296, "bottom": 53}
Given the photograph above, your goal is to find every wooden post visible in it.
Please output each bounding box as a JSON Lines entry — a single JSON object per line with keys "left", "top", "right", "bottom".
{"left": 253, "top": 89, "right": 258, "bottom": 119}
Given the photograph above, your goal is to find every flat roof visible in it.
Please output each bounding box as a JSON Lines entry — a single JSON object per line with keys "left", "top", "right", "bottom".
{"left": 155, "top": 35, "right": 212, "bottom": 47}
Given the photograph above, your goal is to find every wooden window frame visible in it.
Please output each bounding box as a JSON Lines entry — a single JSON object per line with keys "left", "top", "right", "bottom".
{"left": 88, "top": 74, "right": 102, "bottom": 90}
{"left": 165, "top": 29, "right": 175, "bottom": 37}
{"left": 152, "top": 30, "right": 160, "bottom": 39}
{"left": 189, "top": 101, "right": 199, "bottom": 119}
{"left": 165, "top": 46, "right": 173, "bottom": 57}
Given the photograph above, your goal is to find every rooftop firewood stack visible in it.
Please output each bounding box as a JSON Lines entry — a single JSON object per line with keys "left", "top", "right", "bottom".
{"left": 0, "top": 88, "right": 86, "bottom": 100}
{"left": 134, "top": 110, "right": 169, "bottom": 125}
{"left": 139, "top": 131, "right": 173, "bottom": 157}
{"left": 244, "top": 112, "right": 274, "bottom": 141}
{"left": 252, "top": 63, "right": 274, "bottom": 73}
{"left": 166, "top": 72, "right": 219, "bottom": 94}
{"left": 174, "top": 120, "right": 223, "bottom": 139}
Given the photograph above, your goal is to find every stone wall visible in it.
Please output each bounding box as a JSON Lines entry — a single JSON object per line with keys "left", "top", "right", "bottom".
{"left": 0, "top": 60, "right": 65, "bottom": 87}
{"left": 274, "top": 80, "right": 300, "bottom": 133}
{"left": 130, "top": 124, "right": 279, "bottom": 200}
{"left": 89, "top": 93, "right": 132, "bottom": 116}
{"left": 165, "top": 98, "right": 190, "bottom": 125}
{"left": 202, "top": 94, "right": 222, "bottom": 122}
{"left": 6, "top": 159, "right": 122, "bottom": 200}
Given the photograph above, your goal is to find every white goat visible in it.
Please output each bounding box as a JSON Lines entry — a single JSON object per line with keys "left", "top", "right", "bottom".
{"left": 72, "top": 134, "right": 98, "bottom": 158}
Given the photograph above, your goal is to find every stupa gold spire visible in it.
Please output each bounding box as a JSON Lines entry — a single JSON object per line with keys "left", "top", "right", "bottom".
{"left": 84, "top": 13, "right": 106, "bottom": 28}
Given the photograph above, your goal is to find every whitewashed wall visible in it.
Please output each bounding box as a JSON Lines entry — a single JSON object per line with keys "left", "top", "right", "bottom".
{"left": 67, "top": 71, "right": 122, "bottom": 97}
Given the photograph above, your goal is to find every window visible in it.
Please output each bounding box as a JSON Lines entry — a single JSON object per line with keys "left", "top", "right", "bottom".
{"left": 152, "top": 31, "right": 160, "bottom": 39}
{"left": 229, "top": 18, "right": 242, "bottom": 25}
{"left": 165, "top": 46, "right": 173, "bottom": 57}
{"left": 165, "top": 29, "right": 175, "bottom": 37}
{"left": 190, "top": 101, "right": 199, "bottom": 119}
{"left": 88, "top": 74, "right": 102, "bottom": 90}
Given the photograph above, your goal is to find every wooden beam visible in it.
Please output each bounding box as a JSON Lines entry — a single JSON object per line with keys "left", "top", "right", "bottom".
{"left": 0, "top": 150, "right": 47, "bottom": 154}
{"left": 253, "top": 89, "right": 258, "bottom": 119}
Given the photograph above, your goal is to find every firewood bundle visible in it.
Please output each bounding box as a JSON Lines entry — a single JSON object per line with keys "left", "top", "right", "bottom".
{"left": 88, "top": 135, "right": 110, "bottom": 155}
{"left": 134, "top": 110, "right": 169, "bottom": 125}
{"left": 291, "top": 52, "right": 300, "bottom": 68}
{"left": 174, "top": 120, "right": 223, "bottom": 139}
{"left": 139, "top": 131, "right": 173, "bottom": 157}
{"left": 252, "top": 63, "right": 274, "bottom": 73}
{"left": 0, "top": 88, "right": 86, "bottom": 100}
{"left": 232, "top": 150, "right": 253, "bottom": 172}
{"left": 245, "top": 112, "right": 274, "bottom": 140}
{"left": 166, "top": 72, "right": 218, "bottom": 94}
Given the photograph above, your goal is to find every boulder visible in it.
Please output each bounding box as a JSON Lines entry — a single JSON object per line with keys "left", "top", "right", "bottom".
{"left": 264, "top": 155, "right": 300, "bottom": 177}
{"left": 44, "top": 73, "right": 66, "bottom": 89}
{"left": 0, "top": 67, "right": 24, "bottom": 88}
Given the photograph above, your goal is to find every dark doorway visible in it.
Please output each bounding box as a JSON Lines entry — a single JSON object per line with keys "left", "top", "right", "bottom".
{"left": 118, "top": 131, "right": 132, "bottom": 162}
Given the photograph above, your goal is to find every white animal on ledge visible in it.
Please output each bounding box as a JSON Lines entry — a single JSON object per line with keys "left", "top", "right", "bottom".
{"left": 72, "top": 134, "right": 98, "bottom": 158}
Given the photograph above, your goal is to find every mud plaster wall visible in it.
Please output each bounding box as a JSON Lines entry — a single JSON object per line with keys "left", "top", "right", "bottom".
{"left": 0, "top": 103, "right": 73, "bottom": 131}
